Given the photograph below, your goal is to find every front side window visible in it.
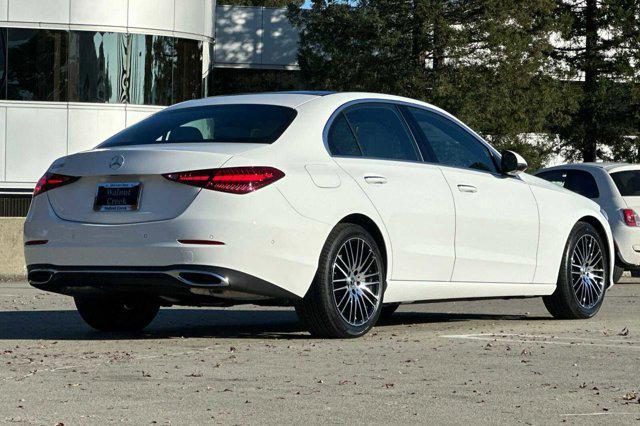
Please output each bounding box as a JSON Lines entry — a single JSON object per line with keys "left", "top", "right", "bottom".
{"left": 610, "top": 170, "right": 640, "bottom": 196}
{"left": 536, "top": 170, "right": 567, "bottom": 188}
{"left": 343, "top": 104, "right": 420, "bottom": 162}
{"left": 564, "top": 170, "right": 600, "bottom": 199}
{"left": 99, "top": 104, "right": 297, "bottom": 147}
{"left": 538, "top": 169, "right": 600, "bottom": 199}
{"left": 7, "top": 28, "right": 68, "bottom": 101}
{"left": 407, "top": 107, "right": 497, "bottom": 173}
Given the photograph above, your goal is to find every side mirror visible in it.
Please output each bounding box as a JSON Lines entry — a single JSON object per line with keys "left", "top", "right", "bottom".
{"left": 501, "top": 150, "right": 528, "bottom": 176}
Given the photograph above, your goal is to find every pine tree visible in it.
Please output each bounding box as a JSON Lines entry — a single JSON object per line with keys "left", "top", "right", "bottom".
{"left": 288, "top": 0, "right": 566, "bottom": 169}
{"left": 552, "top": 0, "right": 640, "bottom": 162}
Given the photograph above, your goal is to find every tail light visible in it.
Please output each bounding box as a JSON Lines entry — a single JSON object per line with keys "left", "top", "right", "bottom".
{"left": 621, "top": 208, "right": 639, "bottom": 227}
{"left": 163, "top": 167, "right": 285, "bottom": 194}
{"left": 33, "top": 173, "right": 79, "bottom": 197}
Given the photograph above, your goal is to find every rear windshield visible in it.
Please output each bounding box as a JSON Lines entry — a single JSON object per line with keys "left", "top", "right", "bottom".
{"left": 99, "top": 104, "right": 297, "bottom": 147}
{"left": 611, "top": 170, "right": 640, "bottom": 196}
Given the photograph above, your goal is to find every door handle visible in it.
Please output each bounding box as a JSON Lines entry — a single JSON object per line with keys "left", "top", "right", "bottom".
{"left": 364, "top": 175, "right": 388, "bottom": 185}
{"left": 457, "top": 184, "right": 478, "bottom": 193}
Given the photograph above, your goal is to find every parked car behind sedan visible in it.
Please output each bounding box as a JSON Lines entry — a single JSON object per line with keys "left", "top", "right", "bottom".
{"left": 536, "top": 162, "right": 640, "bottom": 282}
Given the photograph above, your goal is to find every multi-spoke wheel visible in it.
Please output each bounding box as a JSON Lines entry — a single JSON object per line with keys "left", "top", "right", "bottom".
{"left": 331, "top": 237, "right": 382, "bottom": 326}
{"left": 544, "top": 222, "right": 609, "bottom": 319}
{"left": 570, "top": 234, "right": 605, "bottom": 309}
{"left": 296, "top": 223, "right": 385, "bottom": 338}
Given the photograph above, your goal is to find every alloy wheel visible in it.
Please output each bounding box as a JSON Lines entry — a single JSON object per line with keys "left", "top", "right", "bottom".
{"left": 570, "top": 234, "right": 605, "bottom": 309}
{"left": 331, "top": 237, "right": 382, "bottom": 326}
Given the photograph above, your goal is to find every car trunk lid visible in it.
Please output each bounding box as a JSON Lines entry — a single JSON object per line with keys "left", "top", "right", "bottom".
{"left": 47, "top": 143, "right": 262, "bottom": 224}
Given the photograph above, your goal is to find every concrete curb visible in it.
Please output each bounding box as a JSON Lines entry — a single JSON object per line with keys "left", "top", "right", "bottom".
{"left": 0, "top": 217, "right": 26, "bottom": 281}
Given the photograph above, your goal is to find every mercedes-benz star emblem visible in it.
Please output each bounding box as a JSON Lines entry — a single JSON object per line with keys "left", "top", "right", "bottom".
{"left": 109, "top": 155, "right": 125, "bottom": 170}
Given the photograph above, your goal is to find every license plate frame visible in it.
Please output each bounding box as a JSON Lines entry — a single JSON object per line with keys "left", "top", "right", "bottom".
{"left": 93, "top": 182, "right": 142, "bottom": 212}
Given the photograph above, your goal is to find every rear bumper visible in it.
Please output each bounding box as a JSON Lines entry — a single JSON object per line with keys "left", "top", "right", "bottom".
{"left": 27, "top": 264, "right": 299, "bottom": 306}
{"left": 24, "top": 186, "right": 332, "bottom": 298}
{"left": 612, "top": 223, "right": 640, "bottom": 268}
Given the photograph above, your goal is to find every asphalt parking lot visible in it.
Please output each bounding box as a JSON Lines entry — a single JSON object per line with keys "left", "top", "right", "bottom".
{"left": 0, "top": 280, "right": 638, "bottom": 425}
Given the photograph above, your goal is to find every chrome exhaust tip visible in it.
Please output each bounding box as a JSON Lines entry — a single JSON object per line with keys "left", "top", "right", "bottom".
{"left": 171, "top": 270, "right": 229, "bottom": 287}
{"left": 28, "top": 269, "right": 55, "bottom": 285}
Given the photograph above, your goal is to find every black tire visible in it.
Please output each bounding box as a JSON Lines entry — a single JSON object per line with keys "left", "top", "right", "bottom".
{"left": 378, "top": 303, "right": 400, "bottom": 321}
{"left": 75, "top": 297, "right": 159, "bottom": 332}
{"left": 543, "top": 222, "right": 608, "bottom": 319}
{"left": 613, "top": 265, "right": 624, "bottom": 283}
{"left": 631, "top": 270, "right": 640, "bottom": 278}
{"left": 295, "top": 223, "right": 385, "bottom": 338}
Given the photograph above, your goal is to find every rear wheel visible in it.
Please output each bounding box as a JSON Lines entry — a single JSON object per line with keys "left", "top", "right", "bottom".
{"left": 75, "top": 297, "right": 159, "bottom": 332}
{"left": 296, "top": 224, "right": 385, "bottom": 338}
{"left": 543, "top": 222, "right": 608, "bottom": 319}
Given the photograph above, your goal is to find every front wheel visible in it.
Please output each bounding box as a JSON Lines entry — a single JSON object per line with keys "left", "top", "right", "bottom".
{"left": 543, "top": 222, "right": 608, "bottom": 319}
{"left": 75, "top": 297, "right": 159, "bottom": 332}
{"left": 296, "top": 224, "right": 385, "bottom": 338}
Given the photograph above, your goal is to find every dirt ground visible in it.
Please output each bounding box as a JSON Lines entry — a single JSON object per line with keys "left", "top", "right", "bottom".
{"left": 0, "top": 279, "right": 638, "bottom": 424}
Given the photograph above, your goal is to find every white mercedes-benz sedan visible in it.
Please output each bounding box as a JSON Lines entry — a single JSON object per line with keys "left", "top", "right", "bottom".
{"left": 24, "top": 92, "right": 614, "bottom": 338}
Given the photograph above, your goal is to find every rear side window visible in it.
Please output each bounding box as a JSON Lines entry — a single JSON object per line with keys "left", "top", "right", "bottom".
{"left": 343, "top": 104, "right": 420, "bottom": 162}
{"left": 99, "top": 104, "right": 297, "bottom": 147}
{"left": 327, "top": 113, "right": 362, "bottom": 157}
{"left": 610, "top": 170, "right": 640, "bottom": 196}
{"left": 538, "top": 169, "right": 600, "bottom": 199}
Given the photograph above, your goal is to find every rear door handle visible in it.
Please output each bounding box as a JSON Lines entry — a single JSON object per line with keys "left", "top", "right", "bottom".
{"left": 364, "top": 175, "right": 388, "bottom": 185}
{"left": 457, "top": 184, "right": 478, "bottom": 193}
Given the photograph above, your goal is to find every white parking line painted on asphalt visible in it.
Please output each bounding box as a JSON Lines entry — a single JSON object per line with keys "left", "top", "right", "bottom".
{"left": 440, "top": 333, "right": 640, "bottom": 350}
{"left": 561, "top": 412, "right": 639, "bottom": 417}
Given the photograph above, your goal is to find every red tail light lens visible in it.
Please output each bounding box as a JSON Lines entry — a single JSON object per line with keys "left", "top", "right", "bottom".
{"left": 33, "top": 173, "right": 79, "bottom": 197}
{"left": 622, "top": 208, "right": 639, "bottom": 227}
{"left": 163, "top": 167, "right": 285, "bottom": 194}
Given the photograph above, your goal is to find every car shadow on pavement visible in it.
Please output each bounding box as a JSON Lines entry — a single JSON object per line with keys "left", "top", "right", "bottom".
{"left": 0, "top": 308, "right": 550, "bottom": 341}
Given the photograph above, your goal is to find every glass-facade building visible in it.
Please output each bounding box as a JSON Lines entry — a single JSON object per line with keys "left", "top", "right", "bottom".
{"left": 0, "top": 1, "right": 300, "bottom": 216}
{"left": 1, "top": 29, "right": 204, "bottom": 105}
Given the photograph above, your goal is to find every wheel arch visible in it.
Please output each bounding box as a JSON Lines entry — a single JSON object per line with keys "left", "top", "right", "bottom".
{"left": 577, "top": 214, "right": 614, "bottom": 287}
{"left": 337, "top": 213, "right": 390, "bottom": 274}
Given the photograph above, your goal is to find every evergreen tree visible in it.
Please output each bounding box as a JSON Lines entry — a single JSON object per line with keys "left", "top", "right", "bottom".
{"left": 219, "top": 0, "right": 302, "bottom": 7}
{"left": 552, "top": 0, "right": 640, "bottom": 162}
{"left": 289, "top": 0, "right": 566, "bottom": 169}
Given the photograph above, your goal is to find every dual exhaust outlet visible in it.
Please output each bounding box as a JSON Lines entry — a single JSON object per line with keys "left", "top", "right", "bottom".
{"left": 28, "top": 268, "right": 229, "bottom": 288}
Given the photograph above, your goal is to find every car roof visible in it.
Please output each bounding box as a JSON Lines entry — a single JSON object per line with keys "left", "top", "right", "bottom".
{"left": 537, "top": 162, "right": 639, "bottom": 174}
{"left": 167, "top": 91, "right": 442, "bottom": 111}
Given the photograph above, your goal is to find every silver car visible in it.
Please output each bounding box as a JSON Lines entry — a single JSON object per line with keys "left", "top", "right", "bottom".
{"left": 536, "top": 162, "right": 640, "bottom": 282}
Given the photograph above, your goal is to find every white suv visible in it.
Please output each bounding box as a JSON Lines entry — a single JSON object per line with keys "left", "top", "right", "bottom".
{"left": 536, "top": 163, "right": 640, "bottom": 282}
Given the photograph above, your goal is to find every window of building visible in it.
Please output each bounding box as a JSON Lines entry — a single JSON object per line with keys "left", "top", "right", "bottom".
{"left": 343, "top": 104, "right": 420, "bottom": 162}
{"left": 173, "top": 38, "right": 203, "bottom": 103}
{"left": 68, "top": 31, "right": 125, "bottom": 103}
{"left": 327, "top": 113, "right": 361, "bottom": 157}
{"left": 1, "top": 27, "right": 207, "bottom": 106}
{"left": 7, "top": 28, "right": 68, "bottom": 101}
{"left": 407, "top": 107, "right": 497, "bottom": 173}
{"left": 128, "top": 34, "right": 174, "bottom": 106}
{"left": 0, "top": 28, "right": 6, "bottom": 99}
